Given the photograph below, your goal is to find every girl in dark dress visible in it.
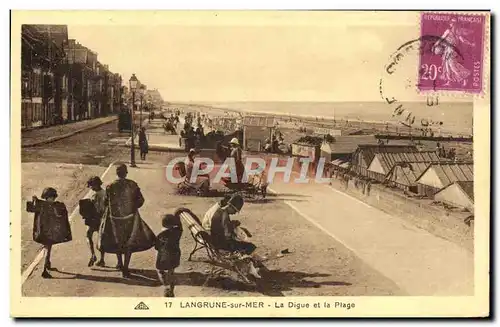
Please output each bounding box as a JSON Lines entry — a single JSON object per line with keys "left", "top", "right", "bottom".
{"left": 155, "top": 214, "right": 183, "bottom": 297}
{"left": 29, "top": 187, "right": 72, "bottom": 278}
{"left": 82, "top": 176, "right": 115, "bottom": 267}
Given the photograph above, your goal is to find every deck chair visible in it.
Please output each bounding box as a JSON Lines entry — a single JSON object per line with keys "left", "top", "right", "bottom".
{"left": 174, "top": 207, "right": 260, "bottom": 285}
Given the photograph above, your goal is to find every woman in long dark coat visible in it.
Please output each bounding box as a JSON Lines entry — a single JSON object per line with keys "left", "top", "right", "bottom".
{"left": 139, "top": 127, "right": 149, "bottom": 160}
{"left": 98, "top": 164, "right": 155, "bottom": 278}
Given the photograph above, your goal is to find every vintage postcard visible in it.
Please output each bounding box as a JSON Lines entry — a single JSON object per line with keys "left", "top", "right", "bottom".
{"left": 10, "top": 10, "right": 490, "bottom": 318}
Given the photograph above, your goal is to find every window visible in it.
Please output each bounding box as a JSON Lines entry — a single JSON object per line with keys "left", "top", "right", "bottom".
{"left": 33, "top": 103, "right": 42, "bottom": 122}
{"left": 21, "top": 102, "right": 28, "bottom": 127}
{"left": 32, "top": 71, "right": 42, "bottom": 97}
{"left": 62, "top": 76, "right": 68, "bottom": 92}
{"left": 21, "top": 73, "right": 31, "bottom": 98}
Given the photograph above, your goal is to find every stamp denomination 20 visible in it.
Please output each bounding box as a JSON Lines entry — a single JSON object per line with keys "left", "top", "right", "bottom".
{"left": 419, "top": 12, "right": 486, "bottom": 93}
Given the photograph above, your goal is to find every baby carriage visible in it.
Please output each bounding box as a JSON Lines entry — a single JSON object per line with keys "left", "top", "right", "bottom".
{"left": 221, "top": 170, "right": 268, "bottom": 200}
{"left": 174, "top": 161, "right": 210, "bottom": 197}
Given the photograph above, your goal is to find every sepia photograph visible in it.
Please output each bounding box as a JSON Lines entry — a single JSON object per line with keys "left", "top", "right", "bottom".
{"left": 10, "top": 10, "right": 490, "bottom": 317}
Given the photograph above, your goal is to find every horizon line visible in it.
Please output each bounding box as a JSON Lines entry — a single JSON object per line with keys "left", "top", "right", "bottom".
{"left": 166, "top": 100, "right": 474, "bottom": 104}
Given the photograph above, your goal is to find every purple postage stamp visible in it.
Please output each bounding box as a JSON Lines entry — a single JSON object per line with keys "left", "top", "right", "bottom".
{"left": 419, "top": 12, "right": 486, "bottom": 93}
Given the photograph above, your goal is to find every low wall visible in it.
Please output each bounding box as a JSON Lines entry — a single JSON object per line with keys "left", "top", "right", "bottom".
{"left": 329, "top": 175, "right": 473, "bottom": 252}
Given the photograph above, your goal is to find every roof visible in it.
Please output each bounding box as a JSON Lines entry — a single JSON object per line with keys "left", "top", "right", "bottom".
{"left": 356, "top": 144, "right": 418, "bottom": 166}
{"left": 434, "top": 181, "right": 474, "bottom": 207}
{"left": 243, "top": 116, "right": 275, "bottom": 127}
{"left": 456, "top": 181, "right": 474, "bottom": 201}
{"left": 327, "top": 135, "right": 379, "bottom": 154}
{"left": 371, "top": 151, "right": 441, "bottom": 173}
{"left": 331, "top": 159, "right": 344, "bottom": 166}
{"left": 146, "top": 89, "right": 164, "bottom": 102}
{"left": 416, "top": 162, "right": 474, "bottom": 186}
{"left": 386, "top": 162, "right": 433, "bottom": 187}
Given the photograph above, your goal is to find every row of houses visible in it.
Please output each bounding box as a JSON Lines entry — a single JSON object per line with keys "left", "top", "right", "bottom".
{"left": 120, "top": 85, "right": 165, "bottom": 112}
{"left": 322, "top": 136, "right": 474, "bottom": 212}
{"left": 21, "top": 24, "right": 123, "bottom": 130}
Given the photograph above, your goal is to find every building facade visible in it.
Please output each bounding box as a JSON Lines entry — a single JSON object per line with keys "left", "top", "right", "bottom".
{"left": 21, "top": 25, "right": 67, "bottom": 129}
{"left": 21, "top": 25, "right": 123, "bottom": 130}
{"left": 145, "top": 88, "right": 164, "bottom": 110}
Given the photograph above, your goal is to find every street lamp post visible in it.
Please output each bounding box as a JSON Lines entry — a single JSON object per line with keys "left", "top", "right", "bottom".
{"left": 139, "top": 84, "right": 145, "bottom": 128}
{"left": 129, "top": 74, "right": 139, "bottom": 167}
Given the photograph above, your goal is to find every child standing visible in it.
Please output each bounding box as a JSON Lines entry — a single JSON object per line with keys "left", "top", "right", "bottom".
{"left": 155, "top": 214, "right": 183, "bottom": 297}
{"left": 84, "top": 176, "right": 107, "bottom": 267}
{"left": 29, "top": 187, "right": 72, "bottom": 278}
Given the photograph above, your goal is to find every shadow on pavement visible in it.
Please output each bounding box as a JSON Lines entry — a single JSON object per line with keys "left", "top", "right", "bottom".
{"left": 44, "top": 267, "right": 351, "bottom": 296}
{"left": 266, "top": 192, "right": 311, "bottom": 198}
{"left": 52, "top": 269, "right": 162, "bottom": 287}
{"left": 256, "top": 270, "right": 351, "bottom": 296}
{"left": 128, "top": 268, "right": 351, "bottom": 297}
{"left": 245, "top": 198, "right": 308, "bottom": 204}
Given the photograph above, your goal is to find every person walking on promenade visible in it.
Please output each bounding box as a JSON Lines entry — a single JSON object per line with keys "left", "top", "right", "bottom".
{"left": 28, "top": 187, "right": 72, "bottom": 278}
{"left": 229, "top": 138, "right": 245, "bottom": 183}
{"left": 80, "top": 177, "right": 107, "bottom": 267}
{"left": 155, "top": 214, "right": 183, "bottom": 297}
{"left": 98, "top": 164, "right": 156, "bottom": 278}
{"left": 139, "top": 127, "right": 149, "bottom": 161}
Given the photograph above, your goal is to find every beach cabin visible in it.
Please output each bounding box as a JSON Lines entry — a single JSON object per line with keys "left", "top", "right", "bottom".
{"left": 415, "top": 162, "right": 474, "bottom": 198}
{"left": 366, "top": 151, "right": 441, "bottom": 182}
{"left": 320, "top": 135, "right": 379, "bottom": 162}
{"left": 434, "top": 181, "right": 474, "bottom": 211}
{"left": 312, "top": 126, "right": 342, "bottom": 137}
{"left": 320, "top": 141, "right": 334, "bottom": 161}
{"left": 242, "top": 116, "right": 275, "bottom": 152}
{"left": 385, "top": 162, "right": 433, "bottom": 193}
{"left": 329, "top": 159, "right": 350, "bottom": 176}
{"left": 350, "top": 144, "right": 418, "bottom": 178}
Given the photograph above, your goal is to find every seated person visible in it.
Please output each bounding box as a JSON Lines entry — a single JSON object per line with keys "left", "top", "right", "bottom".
{"left": 183, "top": 149, "right": 210, "bottom": 190}
{"left": 202, "top": 195, "right": 231, "bottom": 230}
{"left": 263, "top": 139, "right": 272, "bottom": 153}
{"left": 206, "top": 194, "right": 256, "bottom": 255}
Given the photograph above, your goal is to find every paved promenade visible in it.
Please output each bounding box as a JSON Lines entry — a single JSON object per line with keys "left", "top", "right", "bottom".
{"left": 145, "top": 117, "right": 183, "bottom": 150}
{"left": 22, "top": 154, "right": 401, "bottom": 297}
{"left": 267, "top": 176, "right": 474, "bottom": 296}
{"left": 22, "top": 116, "right": 118, "bottom": 147}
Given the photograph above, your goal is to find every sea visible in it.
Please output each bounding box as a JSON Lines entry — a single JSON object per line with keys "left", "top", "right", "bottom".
{"left": 196, "top": 101, "right": 473, "bottom": 136}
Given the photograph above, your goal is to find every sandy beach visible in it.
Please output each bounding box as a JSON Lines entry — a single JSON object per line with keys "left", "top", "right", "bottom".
{"left": 166, "top": 101, "right": 473, "bottom": 138}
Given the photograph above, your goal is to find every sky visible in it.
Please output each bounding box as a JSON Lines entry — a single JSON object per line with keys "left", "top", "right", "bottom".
{"left": 65, "top": 11, "right": 474, "bottom": 102}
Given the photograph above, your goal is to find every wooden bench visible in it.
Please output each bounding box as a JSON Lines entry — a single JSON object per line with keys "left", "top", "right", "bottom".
{"left": 174, "top": 207, "right": 256, "bottom": 285}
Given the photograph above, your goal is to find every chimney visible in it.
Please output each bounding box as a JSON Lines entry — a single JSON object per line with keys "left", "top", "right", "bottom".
{"left": 68, "top": 39, "right": 76, "bottom": 47}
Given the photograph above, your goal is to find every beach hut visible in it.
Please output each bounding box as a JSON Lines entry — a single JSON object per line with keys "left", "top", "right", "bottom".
{"left": 350, "top": 144, "right": 418, "bottom": 178}
{"left": 312, "top": 126, "right": 342, "bottom": 137}
{"left": 384, "top": 161, "right": 433, "bottom": 193}
{"left": 242, "top": 115, "right": 275, "bottom": 151}
{"left": 330, "top": 159, "right": 350, "bottom": 172}
{"left": 434, "top": 181, "right": 474, "bottom": 211}
{"left": 320, "top": 141, "right": 334, "bottom": 161}
{"left": 415, "top": 162, "right": 474, "bottom": 197}
{"left": 323, "top": 135, "right": 379, "bottom": 161}
{"left": 366, "top": 151, "right": 440, "bottom": 182}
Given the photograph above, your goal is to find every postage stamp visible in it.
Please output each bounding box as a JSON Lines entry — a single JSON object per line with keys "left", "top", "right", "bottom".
{"left": 418, "top": 12, "right": 486, "bottom": 93}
